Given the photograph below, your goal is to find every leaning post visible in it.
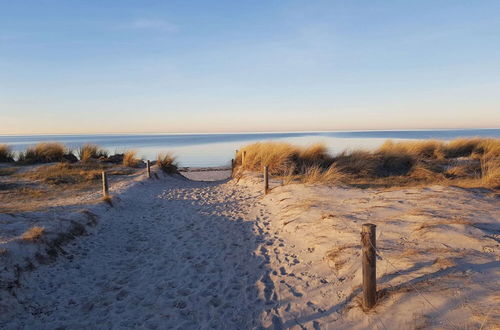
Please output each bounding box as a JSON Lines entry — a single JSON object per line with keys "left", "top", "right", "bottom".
{"left": 264, "top": 166, "right": 269, "bottom": 194}
{"left": 146, "top": 160, "right": 151, "bottom": 179}
{"left": 102, "top": 170, "right": 109, "bottom": 197}
{"left": 361, "top": 223, "right": 377, "bottom": 310}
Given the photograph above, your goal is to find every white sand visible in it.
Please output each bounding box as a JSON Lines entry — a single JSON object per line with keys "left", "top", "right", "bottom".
{"left": 0, "top": 168, "right": 498, "bottom": 329}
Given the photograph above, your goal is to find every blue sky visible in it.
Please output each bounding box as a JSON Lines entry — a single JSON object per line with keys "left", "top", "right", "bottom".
{"left": 1, "top": 0, "right": 499, "bottom": 134}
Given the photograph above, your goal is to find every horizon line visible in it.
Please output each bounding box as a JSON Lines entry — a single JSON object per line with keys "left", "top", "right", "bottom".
{"left": 1, "top": 127, "right": 499, "bottom": 137}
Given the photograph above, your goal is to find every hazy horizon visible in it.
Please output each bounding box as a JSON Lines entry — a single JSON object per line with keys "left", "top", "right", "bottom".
{"left": 2, "top": 1, "right": 500, "bottom": 134}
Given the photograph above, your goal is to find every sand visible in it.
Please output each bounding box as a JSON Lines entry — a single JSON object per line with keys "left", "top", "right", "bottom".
{"left": 0, "top": 167, "right": 498, "bottom": 329}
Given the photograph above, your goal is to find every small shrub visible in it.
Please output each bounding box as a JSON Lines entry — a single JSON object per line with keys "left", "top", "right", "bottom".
{"left": 0, "top": 144, "right": 15, "bottom": 162}
{"left": 78, "top": 144, "right": 108, "bottom": 162}
{"left": 123, "top": 150, "right": 141, "bottom": 167}
{"left": 157, "top": 153, "right": 179, "bottom": 174}
{"left": 18, "top": 143, "right": 68, "bottom": 164}
{"left": 21, "top": 226, "right": 45, "bottom": 241}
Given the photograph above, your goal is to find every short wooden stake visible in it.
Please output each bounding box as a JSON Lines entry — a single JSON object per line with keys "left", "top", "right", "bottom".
{"left": 361, "top": 223, "right": 377, "bottom": 309}
{"left": 146, "top": 160, "right": 151, "bottom": 179}
{"left": 102, "top": 171, "right": 109, "bottom": 197}
{"left": 264, "top": 166, "right": 269, "bottom": 194}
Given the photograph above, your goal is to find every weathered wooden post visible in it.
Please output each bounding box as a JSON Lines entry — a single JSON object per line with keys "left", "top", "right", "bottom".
{"left": 102, "top": 170, "right": 109, "bottom": 197}
{"left": 242, "top": 151, "right": 247, "bottom": 167}
{"left": 361, "top": 223, "right": 377, "bottom": 309}
{"left": 264, "top": 166, "right": 269, "bottom": 194}
{"left": 146, "top": 160, "right": 151, "bottom": 179}
{"left": 231, "top": 159, "right": 234, "bottom": 176}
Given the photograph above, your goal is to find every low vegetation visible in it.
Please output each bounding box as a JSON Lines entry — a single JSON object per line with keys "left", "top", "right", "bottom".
{"left": 78, "top": 144, "right": 108, "bottom": 162}
{"left": 123, "top": 150, "right": 141, "bottom": 167}
{"left": 157, "top": 153, "right": 178, "bottom": 174}
{"left": 0, "top": 144, "right": 15, "bottom": 162}
{"left": 235, "top": 138, "right": 500, "bottom": 189}
{"left": 21, "top": 226, "right": 45, "bottom": 241}
{"left": 17, "top": 142, "right": 74, "bottom": 164}
{"left": 18, "top": 162, "right": 103, "bottom": 185}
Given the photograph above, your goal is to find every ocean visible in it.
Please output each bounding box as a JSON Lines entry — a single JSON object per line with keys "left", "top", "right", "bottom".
{"left": 1, "top": 129, "right": 499, "bottom": 167}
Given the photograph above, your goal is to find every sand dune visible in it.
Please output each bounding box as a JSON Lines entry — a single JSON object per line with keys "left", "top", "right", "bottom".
{"left": 0, "top": 168, "right": 498, "bottom": 329}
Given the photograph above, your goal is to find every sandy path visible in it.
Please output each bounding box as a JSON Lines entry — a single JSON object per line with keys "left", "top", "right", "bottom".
{"left": 5, "top": 175, "right": 284, "bottom": 329}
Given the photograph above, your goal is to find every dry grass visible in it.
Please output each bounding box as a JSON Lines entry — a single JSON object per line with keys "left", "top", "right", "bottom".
{"left": 18, "top": 142, "right": 69, "bottom": 164}
{"left": 19, "top": 163, "right": 102, "bottom": 185}
{"left": 78, "top": 144, "right": 108, "bottom": 162}
{"left": 236, "top": 138, "right": 500, "bottom": 188}
{"left": 0, "top": 167, "right": 18, "bottom": 176}
{"left": 301, "top": 164, "right": 346, "bottom": 184}
{"left": 0, "top": 144, "right": 15, "bottom": 162}
{"left": 237, "top": 142, "right": 331, "bottom": 175}
{"left": 481, "top": 157, "right": 500, "bottom": 188}
{"left": 21, "top": 226, "right": 45, "bottom": 241}
{"left": 102, "top": 195, "right": 113, "bottom": 206}
{"left": 123, "top": 150, "right": 141, "bottom": 167}
{"left": 157, "top": 153, "right": 179, "bottom": 174}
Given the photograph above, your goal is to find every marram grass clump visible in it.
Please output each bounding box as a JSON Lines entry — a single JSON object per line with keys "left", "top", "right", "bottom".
{"left": 123, "top": 150, "right": 141, "bottom": 168}
{"left": 157, "top": 153, "right": 179, "bottom": 174}
{"left": 18, "top": 142, "right": 70, "bottom": 164}
{"left": 0, "top": 144, "right": 15, "bottom": 162}
{"left": 78, "top": 144, "right": 108, "bottom": 162}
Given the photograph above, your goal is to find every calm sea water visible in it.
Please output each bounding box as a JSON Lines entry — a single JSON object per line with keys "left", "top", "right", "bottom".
{"left": 1, "top": 129, "right": 499, "bottom": 167}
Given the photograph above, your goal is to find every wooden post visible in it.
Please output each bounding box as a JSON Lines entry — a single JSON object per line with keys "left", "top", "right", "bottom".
{"left": 242, "top": 151, "right": 247, "bottom": 167}
{"left": 264, "top": 166, "right": 269, "bottom": 194}
{"left": 102, "top": 171, "right": 109, "bottom": 197}
{"left": 146, "top": 160, "right": 151, "bottom": 179}
{"left": 361, "top": 223, "right": 377, "bottom": 309}
{"left": 231, "top": 159, "right": 234, "bottom": 177}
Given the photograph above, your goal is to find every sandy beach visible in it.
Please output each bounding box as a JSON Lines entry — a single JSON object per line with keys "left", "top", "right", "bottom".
{"left": 0, "top": 164, "right": 498, "bottom": 329}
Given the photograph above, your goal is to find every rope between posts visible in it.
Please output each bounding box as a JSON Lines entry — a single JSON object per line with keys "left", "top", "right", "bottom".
{"left": 367, "top": 237, "right": 460, "bottom": 330}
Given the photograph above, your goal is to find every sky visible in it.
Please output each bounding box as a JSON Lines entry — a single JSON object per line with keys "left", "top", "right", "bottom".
{"left": 1, "top": 0, "right": 499, "bottom": 134}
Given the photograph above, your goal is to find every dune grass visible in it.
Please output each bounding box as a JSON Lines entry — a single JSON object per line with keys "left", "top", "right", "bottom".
{"left": 21, "top": 226, "right": 45, "bottom": 241}
{"left": 157, "top": 153, "right": 179, "bottom": 174}
{"left": 19, "top": 162, "right": 103, "bottom": 185}
{"left": 78, "top": 144, "right": 108, "bottom": 162}
{"left": 17, "top": 142, "right": 73, "bottom": 164}
{"left": 0, "top": 144, "right": 15, "bottom": 162}
{"left": 123, "top": 150, "right": 141, "bottom": 167}
{"left": 235, "top": 138, "right": 500, "bottom": 189}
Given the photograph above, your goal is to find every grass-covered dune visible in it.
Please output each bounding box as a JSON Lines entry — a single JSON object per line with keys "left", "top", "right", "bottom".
{"left": 234, "top": 138, "right": 500, "bottom": 189}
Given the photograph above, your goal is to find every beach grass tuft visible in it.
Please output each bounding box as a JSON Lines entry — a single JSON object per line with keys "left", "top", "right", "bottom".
{"left": 78, "top": 144, "right": 108, "bottom": 162}
{"left": 157, "top": 153, "right": 179, "bottom": 174}
{"left": 21, "top": 226, "right": 45, "bottom": 241}
{"left": 18, "top": 142, "right": 69, "bottom": 164}
{"left": 0, "top": 144, "right": 15, "bottom": 162}
{"left": 123, "top": 150, "right": 141, "bottom": 168}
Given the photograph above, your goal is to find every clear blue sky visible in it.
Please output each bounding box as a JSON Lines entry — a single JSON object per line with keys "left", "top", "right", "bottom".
{"left": 1, "top": 1, "right": 499, "bottom": 134}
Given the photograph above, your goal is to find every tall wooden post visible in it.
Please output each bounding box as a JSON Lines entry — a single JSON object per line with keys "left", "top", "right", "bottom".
{"left": 361, "top": 223, "right": 377, "bottom": 309}
{"left": 102, "top": 171, "right": 109, "bottom": 197}
{"left": 146, "top": 160, "right": 151, "bottom": 179}
{"left": 264, "top": 166, "right": 269, "bottom": 194}
{"left": 231, "top": 159, "right": 234, "bottom": 177}
{"left": 242, "top": 151, "right": 247, "bottom": 167}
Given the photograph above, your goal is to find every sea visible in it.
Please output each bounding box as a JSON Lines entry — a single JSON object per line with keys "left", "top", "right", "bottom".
{"left": 1, "top": 129, "right": 499, "bottom": 167}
